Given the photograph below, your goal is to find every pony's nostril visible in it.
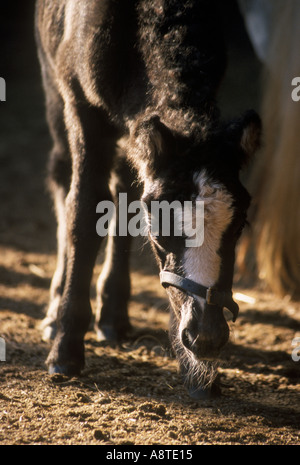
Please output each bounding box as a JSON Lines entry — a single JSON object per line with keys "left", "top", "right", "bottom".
{"left": 181, "top": 326, "right": 223, "bottom": 359}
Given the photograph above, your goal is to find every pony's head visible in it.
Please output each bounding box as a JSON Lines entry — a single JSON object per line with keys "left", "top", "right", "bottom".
{"left": 130, "top": 110, "right": 261, "bottom": 397}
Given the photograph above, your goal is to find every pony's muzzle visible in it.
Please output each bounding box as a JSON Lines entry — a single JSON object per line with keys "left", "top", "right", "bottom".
{"left": 180, "top": 304, "right": 229, "bottom": 360}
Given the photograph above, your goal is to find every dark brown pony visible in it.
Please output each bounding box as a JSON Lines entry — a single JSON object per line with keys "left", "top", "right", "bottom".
{"left": 36, "top": 0, "right": 261, "bottom": 399}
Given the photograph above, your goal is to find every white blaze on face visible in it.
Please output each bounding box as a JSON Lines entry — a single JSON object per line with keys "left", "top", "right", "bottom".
{"left": 183, "top": 170, "right": 233, "bottom": 288}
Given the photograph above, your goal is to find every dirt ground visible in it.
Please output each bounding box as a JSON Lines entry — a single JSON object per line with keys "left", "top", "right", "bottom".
{"left": 0, "top": 1, "right": 299, "bottom": 446}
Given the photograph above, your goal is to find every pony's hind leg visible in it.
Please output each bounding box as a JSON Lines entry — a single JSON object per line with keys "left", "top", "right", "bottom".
{"left": 95, "top": 152, "right": 140, "bottom": 342}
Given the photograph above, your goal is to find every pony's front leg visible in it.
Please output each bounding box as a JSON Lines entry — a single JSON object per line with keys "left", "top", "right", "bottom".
{"left": 46, "top": 101, "right": 116, "bottom": 375}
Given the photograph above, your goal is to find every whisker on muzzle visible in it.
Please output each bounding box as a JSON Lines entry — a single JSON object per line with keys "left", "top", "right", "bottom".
{"left": 170, "top": 316, "right": 219, "bottom": 390}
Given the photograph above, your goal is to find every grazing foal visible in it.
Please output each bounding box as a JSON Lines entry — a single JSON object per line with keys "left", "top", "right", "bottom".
{"left": 36, "top": 0, "right": 261, "bottom": 398}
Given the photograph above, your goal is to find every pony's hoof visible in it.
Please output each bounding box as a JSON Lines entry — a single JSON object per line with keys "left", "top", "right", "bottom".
{"left": 48, "top": 363, "right": 81, "bottom": 377}
{"left": 96, "top": 323, "right": 132, "bottom": 342}
{"left": 188, "top": 382, "right": 221, "bottom": 400}
{"left": 96, "top": 325, "right": 119, "bottom": 342}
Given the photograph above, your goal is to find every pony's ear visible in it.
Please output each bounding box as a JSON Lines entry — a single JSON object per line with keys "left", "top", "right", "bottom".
{"left": 227, "top": 110, "right": 262, "bottom": 167}
{"left": 129, "top": 115, "right": 176, "bottom": 179}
